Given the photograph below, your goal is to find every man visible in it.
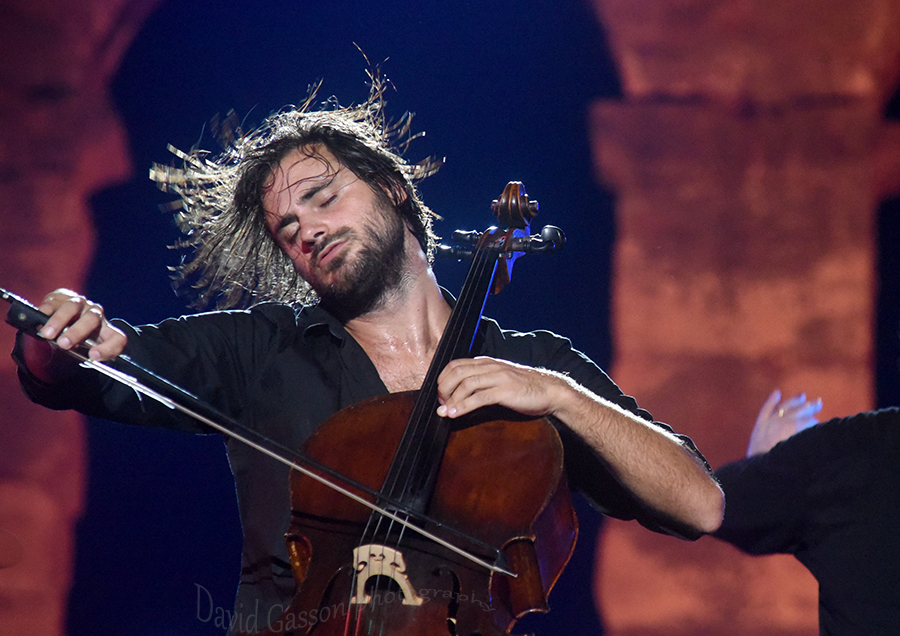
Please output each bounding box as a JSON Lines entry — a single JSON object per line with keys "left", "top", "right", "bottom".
{"left": 715, "top": 390, "right": 900, "bottom": 634}
{"left": 12, "top": 86, "right": 723, "bottom": 632}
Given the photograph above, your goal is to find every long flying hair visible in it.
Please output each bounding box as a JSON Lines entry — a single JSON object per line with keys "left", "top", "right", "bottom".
{"left": 150, "top": 71, "right": 442, "bottom": 310}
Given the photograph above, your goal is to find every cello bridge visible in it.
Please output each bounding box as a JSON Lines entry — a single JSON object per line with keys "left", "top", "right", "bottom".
{"left": 350, "top": 544, "right": 424, "bottom": 606}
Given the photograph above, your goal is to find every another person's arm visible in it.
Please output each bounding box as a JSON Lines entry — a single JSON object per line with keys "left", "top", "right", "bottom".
{"left": 712, "top": 389, "right": 823, "bottom": 552}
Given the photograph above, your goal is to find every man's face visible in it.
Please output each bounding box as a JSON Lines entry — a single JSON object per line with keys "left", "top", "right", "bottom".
{"left": 263, "top": 146, "right": 408, "bottom": 319}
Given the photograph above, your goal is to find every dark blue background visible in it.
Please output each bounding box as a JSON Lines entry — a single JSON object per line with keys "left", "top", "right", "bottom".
{"left": 68, "top": 1, "right": 900, "bottom": 633}
{"left": 72, "top": 1, "right": 622, "bottom": 634}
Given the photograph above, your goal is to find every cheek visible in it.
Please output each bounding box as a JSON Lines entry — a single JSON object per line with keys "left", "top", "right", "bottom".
{"left": 293, "top": 252, "right": 324, "bottom": 283}
{"left": 280, "top": 243, "right": 308, "bottom": 270}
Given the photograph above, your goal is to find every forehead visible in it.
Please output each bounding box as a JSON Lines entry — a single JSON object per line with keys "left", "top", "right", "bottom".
{"left": 267, "top": 145, "right": 341, "bottom": 192}
{"left": 262, "top": 145, "right": 344, "bottom": 216}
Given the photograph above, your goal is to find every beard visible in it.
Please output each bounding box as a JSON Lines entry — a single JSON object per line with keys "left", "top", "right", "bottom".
{"left": 312, "top": 199, "right": 409, "bottom": 323}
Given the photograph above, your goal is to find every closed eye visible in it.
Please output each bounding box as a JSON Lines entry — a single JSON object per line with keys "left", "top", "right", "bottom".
{"left": 276, "top": 213, "right": 299, "bottom": 235}
{"left": 274, "top": 216, "right": 301, "bottom": 246}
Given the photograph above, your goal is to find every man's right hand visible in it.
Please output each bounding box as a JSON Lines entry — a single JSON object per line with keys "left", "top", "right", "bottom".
{"left": 23, "top": 289, "right": 127, "bottom": 379}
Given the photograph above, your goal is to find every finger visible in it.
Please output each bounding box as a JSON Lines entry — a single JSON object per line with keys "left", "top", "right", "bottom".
{"left": 437, "top": 362, "right": 511, "bottom": 417}
{"left": 87, "top": 321, "right": 128, "bottom": 361}
{"left": 775, "top": 393, "right": 811, "bottom": 417}
{"left": 87, "top": 338, "right": 126, "bottom": 361}
{"left": 440, "top": 369, "right": 495, "bottom": 405}
{"left": 436, "top": 365, "right": 466, "bottom": 404}
{"left": 56, "top": 304, "right": 105, "bottom": 350}
{"left": 784, "top": 393, "right": 809, "bottom": 409}
{"left": 36, "top": 288, "right": 79, "bottom": 315}
{"left": 781, "top": 395, "right": 824, "bottom": 420}
{"left": 438, "top": 385, "right": 498, "bottom": 419}
{"left": 437, "top": 358, "right": 503, "bottom": 399}
{"left": 756, "top": 390, "right": 782, "bottom": 423}
{"left": 761, "top": 389, "right": 782, "bottom": 416}
{"left": 793, "top": 399, "right": 823, "bottom": 418}
{"left": 38, "top": 294, "right": 88, "bottom": 342}
{"left": 439, "top": 357, "right": 497, "bottom": 379}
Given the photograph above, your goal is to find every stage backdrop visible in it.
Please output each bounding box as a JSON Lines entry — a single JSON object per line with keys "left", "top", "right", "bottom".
{"left": 2, "top": 1, "right": 900, "bottom": 635}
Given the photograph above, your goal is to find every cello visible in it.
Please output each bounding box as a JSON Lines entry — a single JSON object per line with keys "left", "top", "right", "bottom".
{"left": 256, "top": 181, "right": 575, "bottom": 636}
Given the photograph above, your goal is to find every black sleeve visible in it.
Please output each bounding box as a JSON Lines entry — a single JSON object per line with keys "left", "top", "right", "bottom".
{"left": 13, "top": 303, "right": 297, "bottom": 433}
{"left": 712, "top": 451, "right": 808, "bottom": 554}
{"left": 713, "top": 409, "right": 900, "bottom": 555}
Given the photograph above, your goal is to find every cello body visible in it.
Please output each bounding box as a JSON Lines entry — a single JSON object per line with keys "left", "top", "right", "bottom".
{"left": 260, "top": 392, "right": 577, "bottom": 636}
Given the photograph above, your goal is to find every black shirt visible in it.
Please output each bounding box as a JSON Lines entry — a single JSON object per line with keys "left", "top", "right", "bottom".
{"left": 714, "top": 408, "right": 900, "bottom": 635}
{"left": 16, "top": 301, "right": 707, "bottom": 627}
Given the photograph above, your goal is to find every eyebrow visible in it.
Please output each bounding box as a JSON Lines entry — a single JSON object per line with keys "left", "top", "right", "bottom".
{"left": 285, "top": 168, "right": 338, "bottom": 200}
{"left": 298, "top": 182, "right": 328, "bottom": 203}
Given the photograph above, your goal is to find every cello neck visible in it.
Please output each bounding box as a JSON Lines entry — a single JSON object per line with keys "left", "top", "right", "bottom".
{"left": 380, "top": 228, "right": 504, "bottom": 510}
{"left": 381, "top": 181, "right": 538, "bottom": 511}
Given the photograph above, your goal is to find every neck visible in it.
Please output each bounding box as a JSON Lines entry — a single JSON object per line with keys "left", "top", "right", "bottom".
{"left": 344, "top": 263, "right": 451, "bottom": 392}
{"left": 319, "top": 218, "right": 452, "bottom": 393}
{"left": 346, "top": 265, "right": 449, "bottom": 352}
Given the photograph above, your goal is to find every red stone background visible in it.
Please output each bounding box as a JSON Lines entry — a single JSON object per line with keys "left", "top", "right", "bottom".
{"left": 0, "top": 1, "right": 160, "bottom": 633}
{"left": 589, "top": 0, "right": 900, "bottom": 634}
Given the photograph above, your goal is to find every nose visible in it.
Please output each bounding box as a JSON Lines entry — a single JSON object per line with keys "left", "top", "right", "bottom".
{"left": 297, "top": 217, "right": 328, "bottom": 254}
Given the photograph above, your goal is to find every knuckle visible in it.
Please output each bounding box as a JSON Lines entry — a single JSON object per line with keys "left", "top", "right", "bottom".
{"left": 62, "top": 296, "right": 87, "bottom": 314}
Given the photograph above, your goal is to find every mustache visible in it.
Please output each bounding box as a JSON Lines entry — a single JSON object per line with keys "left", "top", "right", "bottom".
{"left": 312, "top": 228, "right": 355, "bottom": 262}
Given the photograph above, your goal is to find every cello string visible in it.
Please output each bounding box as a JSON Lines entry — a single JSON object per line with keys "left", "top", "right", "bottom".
{"left": 379, "top": 230, "right": 498, "bottom": 504}
{"left": 381, "top": 230, "right": 498, "bottom": 543}
{"left": 352, "top": 232, "right": 501, "bottom": 634}
{"left": 372, "top": 235, "right": 494, "bottom": 524}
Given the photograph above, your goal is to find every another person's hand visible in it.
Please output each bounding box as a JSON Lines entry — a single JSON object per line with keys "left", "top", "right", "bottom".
{"left": 747, "top": 389, "right": 822, "bottom": 457}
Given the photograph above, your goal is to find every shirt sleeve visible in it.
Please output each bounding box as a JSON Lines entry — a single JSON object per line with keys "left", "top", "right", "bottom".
{"left": 712, "top": 450, "right": 808, "bottom": 554}
{"left": 13, "top": 303, "right": 297, "bottom": 433}
{"left": 712, "top": 410, "right": 891, "bottom": 555}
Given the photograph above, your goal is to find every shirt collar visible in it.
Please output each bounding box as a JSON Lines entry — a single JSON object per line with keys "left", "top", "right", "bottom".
{"left": 297, "top": 286, "right": 458, "bottom": 343}
{"left": 298, "top": 302, "right": 347, "bottom": 343}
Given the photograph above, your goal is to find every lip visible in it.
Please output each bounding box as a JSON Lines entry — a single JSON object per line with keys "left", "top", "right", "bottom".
{"left": 316, "top": 239, "right": 347, "bottom": 268}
